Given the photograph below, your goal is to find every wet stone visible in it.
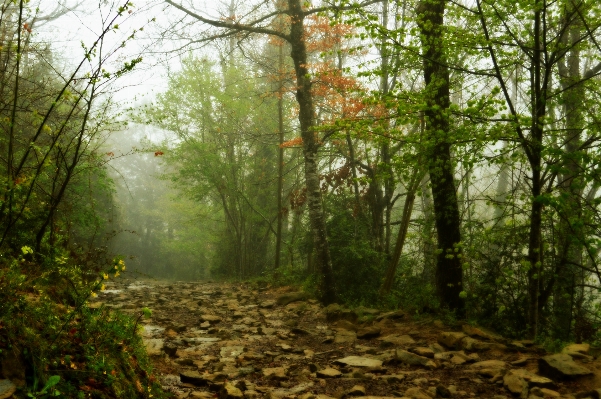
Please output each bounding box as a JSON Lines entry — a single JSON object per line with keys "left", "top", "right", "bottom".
{"left": 334, "top": 356, "right": 383, "bottom": 368}
{"left": 316, "top": 368, "right": 342, "bottom": 378}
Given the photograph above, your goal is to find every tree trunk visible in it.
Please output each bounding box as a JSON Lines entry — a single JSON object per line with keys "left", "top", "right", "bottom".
{"left": 553, "top": 8, "right": 585, "bottom": 340}
{"left": 417, "top": 0, "right": 465, "bottom": 316}
{"left": 380, "top": 170, "right": 422, "bottom": 296}
{"left": 288, "top": 0, "right": 336, "bottom": 304}
{"left": 275, "top": 40, "right": 285, "bottom": 270}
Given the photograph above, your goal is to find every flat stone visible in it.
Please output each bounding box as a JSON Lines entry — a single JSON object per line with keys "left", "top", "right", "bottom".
{"left": 326, "top": 303, "right": 359, "bottom": 323}
{"left": 563, "top": 343, "right": 590, "bottom": 355}
{"left": 539, "top": 354, "right": 592, "bottom": 379}
{"left": 356, "top": 307, "right": 381, "bottom": 316}
{"left": 144, "top": 338, "right": 164, "bottom": 356}
{"left": 190, "top": 392, "right": 215, "bottom": 399}
{"left": 344, "top": 385, "right": 366, "bottom": 397}
{"left": 381, "top": 374, "right": 405, "bottom": 384}
{"left": 462, "top": 324, "right": 501, "bottom": 341}
{"left": 335, "top": 356, "right": 383, "bottom": 368}
{"left": 503, "top": 370, "right": 528, "bottom": 398}
{"left": 409, "top": 347, "right": 434, "bottom": 358}
{"left": 180, "top": 371, "right": 209, "bottom": 386}
{"left": 353, "top": 397, "right": 400, "bottom": 399}
{"left": 404, "top": 387, "right": 432, "bottom": 399}
{"left": 200, "top": 314, "right": 222, "bottom": 324}
{"left": 451, "top": 355, "right": 467, "bottom": 365}
{"left": 263, "top": 367, "right": 287, "bottom": 380}
{"left": 276, "top": 292, "right": 307, "bottom": 306}
{"left": 299, "top": 395, "right": 338, "bottom": 399}
{"left": 396, "top": 350, "right": 437, "bottom": 369}
{"left": 378, "top": 334, "right": 415, "bottom": 347}
{"left": 220, "top": 346, "right": 245, "bottom": 358}
{"left": 375, "top": 310, "right": 405, "bottom": 321}
{"left": 316, "top": 367, "right": 342, "bottom": 378}
{"left": 529, "top": 387, "right": 560, "bottom": 398}
{"left": 220, "top": 382, "right": 244, "bottom": 399}
{"left": 0, "top": 380, "right": 16, "bottom": 399}
{"left": 335, "top": 329, "right": 357, "bottom": 343}
{"left": 438, "top": 332, "right": 467, "bottom": 349}
{"left": 357, "top": 326, "right": 381, "bottom": 339}
{"left": 470, "top": 360, "right": 508, "bottom": 370}
{"left": 260, "top": 300, "right": 276, "bottom": 308}
{"left": 334, "top": 320, "right": 359, "bottom": 331}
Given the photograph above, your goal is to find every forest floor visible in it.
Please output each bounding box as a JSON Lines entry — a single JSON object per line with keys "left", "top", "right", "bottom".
{"left": 91, "top": 277, "right": 601, "bottom": 399}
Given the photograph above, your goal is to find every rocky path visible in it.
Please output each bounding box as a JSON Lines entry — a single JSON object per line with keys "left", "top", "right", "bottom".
{"left": 92, "top": 278, "right": 601, "bottom": 399}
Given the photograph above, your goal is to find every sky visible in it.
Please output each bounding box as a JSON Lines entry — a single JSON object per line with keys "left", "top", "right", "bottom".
{"left": 33, "top": 0, "right": 204, "bottom": 108}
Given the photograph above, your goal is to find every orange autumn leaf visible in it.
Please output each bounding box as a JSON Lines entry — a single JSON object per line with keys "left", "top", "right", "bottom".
{"left": 280, "top": 137, "right": 303, "bottom": 148}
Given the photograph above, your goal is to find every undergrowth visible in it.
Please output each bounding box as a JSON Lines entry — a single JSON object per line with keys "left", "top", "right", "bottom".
{"left": 0, "top": 248, "right": 169, "bottom": 399}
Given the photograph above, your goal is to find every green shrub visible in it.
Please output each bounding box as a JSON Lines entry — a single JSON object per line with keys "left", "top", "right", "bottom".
{"left": 0, "top": 251, "right": 168, "bottom": 399}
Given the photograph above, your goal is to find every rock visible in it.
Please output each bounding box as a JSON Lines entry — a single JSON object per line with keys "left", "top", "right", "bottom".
{"left": 220, "top": 382, "right": 244, "bottom": 399}
{"left": 316, "top": 368, "right": 342, "bottom": 378}
{"left": 438, "top": 332, "right": 467, "bottom": 349}
{"left": 436, "top": 385, "right": 452, "bottom": 398}
{"left": 0, "top": 380, "right": 16, "bottom": 399}
{"left": 299, "top": 395, "right": 338, "bottom": 399}
{"left": 180, "top": 371, "right": 209, "bottom": 386}
{"left": 221, "top": 346, "right": 245, "bottom": 358}
{"left": 291, "top": 327, "right": 312, "bottom": 335}
{"left": 260, "top": 300, "right": 276, "bottom": 308}
{"left": 460, "top": 336, "right": 483, "bottom": 351}
{"left": 241, "top": 351, "right": 264, "bottom": 361}
{"left": 469, "top": 360, "right": 507, "bottom": 378}
{"left": 462, "top": 324, "right": 501, "bottom": 341}
{"left": 335, "top": 329, "right": 357, "bottom": 343}
{"left": 144, "top": 338, "right": 165, "bottom": 356}
{"left": 538, "top": 353, "right": 592, "bottom": 379}
{"left": 529, "top": 387, "right": 560, "bottom": 398}
{"left": 163, "top": 342, "right": 177, "bottom": 357}
{"left": 334, "top": 356, "right": 383, "bottom": 368}
{"left": 381, "top": 374, "right": 405, "bottom": 384}
{"left": 563, "top": 343, "right": 590, "bottom": 355}
{"left": 326, "top": 304, "right": 359, "bottom": 323}
{"left": 263, "top": 367, "right": 288, "bottom": 380}
{"left": 503, "top": 370, "right": 529, "bottom": 398}
{"left": 404, "top": 348, "right": 432, "bottom": 360}
{"left": 375, "top": 310, "right": 405, "bottom": 321}
{"left": 470, "top": 360, "right": 508, "bottom": 370}
{"left": 200, "top": 314, "right": 222, "bottom": 324}
{"left": 190, "top": 392, "right": 215, "bottom": 399}
{"left": 378, "top": 334, "right": 416, "bottom": 347}
{"left": 343, "top": 385, "right": 366, "bottom": 397}
{"left": 352, "top": 397, "right": 399, "bottom": 399}
{"left": 404, "top": 387, "right": 433, "bottom": 399}
{"left": 396, "top": 350, "right": 437, "bottom": 369}
{"left": 335, "top": 320, "right": 359, "bottom": 331}
{"left": 356, "top": 306, "right": 381, "bottom": 316}
{"left": 268, "top": 383, "right": 315, "bottom": 398}
{"left": 357, "top": 326, "right": 381, "bottom": 339}
{"left": 276, "top": 292, "right": 307, "bottom": 306}
{"left": 451, "top": 355, "right": 467, "bottom": 365}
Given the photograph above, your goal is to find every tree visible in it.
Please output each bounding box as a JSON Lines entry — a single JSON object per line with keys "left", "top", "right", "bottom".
{"left": 162, "top": 0, "right": 394, "bottom": 303}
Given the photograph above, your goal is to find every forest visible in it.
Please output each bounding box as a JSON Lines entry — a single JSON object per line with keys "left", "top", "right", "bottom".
{"left": 1, "top": 0, "right": 601, "bottom": 397}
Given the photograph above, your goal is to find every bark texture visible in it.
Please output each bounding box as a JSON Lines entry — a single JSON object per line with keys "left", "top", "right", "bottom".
{"left": 288, "top": 0, "right": 336, "bottom": 304}
{"left": 417, "top": 0, "right": 465, "bottom": 316}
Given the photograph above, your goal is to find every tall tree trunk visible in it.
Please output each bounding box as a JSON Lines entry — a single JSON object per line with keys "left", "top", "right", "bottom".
{"left": 275, "top": 40, "right": 285, "bottom": 270}
{"left": 288, "top": 0, "right": 336, "bottom": 304}
{"left": 553, "top": 7, "right": 585, "bottom": 340}
{"left": 417, "top": 0, "right": 465, "bottom": 316}
{"left": 380, "top": 170, "right": 422, "bottom": 296}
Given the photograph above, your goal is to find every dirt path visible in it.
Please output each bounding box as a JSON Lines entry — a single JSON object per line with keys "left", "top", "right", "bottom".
{"left": 92, "top": 278, "right": 601, "bottom": 399}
